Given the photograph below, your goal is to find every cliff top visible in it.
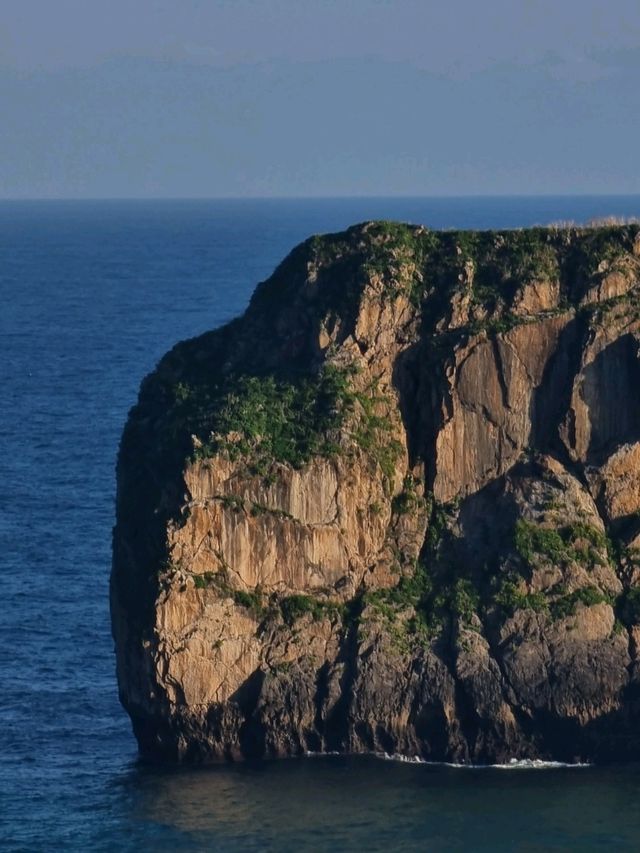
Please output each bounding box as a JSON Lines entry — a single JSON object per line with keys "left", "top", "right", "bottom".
{"left": 123, "top": 220, "right": 640, "bottom": 476}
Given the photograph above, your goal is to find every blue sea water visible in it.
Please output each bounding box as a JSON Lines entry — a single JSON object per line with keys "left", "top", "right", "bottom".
{"left": 3, "top": 196, "right": 640, "bottom": 851}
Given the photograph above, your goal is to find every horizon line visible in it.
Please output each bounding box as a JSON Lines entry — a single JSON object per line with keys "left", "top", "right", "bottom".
{"left": 2, "top": 192, "right": 640, "bottom": 203}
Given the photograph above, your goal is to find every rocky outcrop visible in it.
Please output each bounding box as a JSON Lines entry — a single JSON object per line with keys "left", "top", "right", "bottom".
{"left": 112, "top": 221, "right": 640, "bottom": 763}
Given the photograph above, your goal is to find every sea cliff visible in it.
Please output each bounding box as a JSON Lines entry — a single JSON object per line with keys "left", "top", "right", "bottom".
{"left": 111, "top": 221, "right": 640, "bottom": 763}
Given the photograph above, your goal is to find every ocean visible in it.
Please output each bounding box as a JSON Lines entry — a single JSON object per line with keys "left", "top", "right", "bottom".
{"left": 3, "top": 196, "right": 640, "bottom": 851}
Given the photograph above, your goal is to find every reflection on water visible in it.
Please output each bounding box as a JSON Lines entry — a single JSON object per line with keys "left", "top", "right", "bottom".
{"left": 110, "top": 755, "right": 640, "bottom": 852}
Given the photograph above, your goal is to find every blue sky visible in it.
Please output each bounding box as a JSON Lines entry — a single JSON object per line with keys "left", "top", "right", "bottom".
{"left": 2, "top": 0, "right": 640, "bottom": 197}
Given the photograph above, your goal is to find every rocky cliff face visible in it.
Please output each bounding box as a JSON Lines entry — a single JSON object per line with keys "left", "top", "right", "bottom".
{"left": 112, "top": 221, "right": 640, "bottom": 763}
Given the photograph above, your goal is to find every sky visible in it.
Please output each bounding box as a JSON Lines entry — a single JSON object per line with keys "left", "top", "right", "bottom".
{"left": 1, "top": 0, "right": 640, "bottom": 197}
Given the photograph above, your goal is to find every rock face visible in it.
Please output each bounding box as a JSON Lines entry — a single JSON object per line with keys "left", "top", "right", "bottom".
{"left": 112, "top": 221, "right": 640, "bottom": 763}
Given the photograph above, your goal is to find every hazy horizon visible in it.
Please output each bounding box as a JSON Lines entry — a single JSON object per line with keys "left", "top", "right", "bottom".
{"left": 2, "top": 1, "right": 640, "bottom": 198}
{"left": 3, "top": 193, "right": 640, "bottom": 202}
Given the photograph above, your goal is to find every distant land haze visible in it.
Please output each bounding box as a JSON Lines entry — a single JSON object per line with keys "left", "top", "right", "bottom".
{"left": 4, "top": 0, "right": 640, "bottom": 197}
{"left": 1, "top": 50, "right": 640, "bottom": 198}
{"left": 5, "top": 0, "right": 640, "bottom": 75}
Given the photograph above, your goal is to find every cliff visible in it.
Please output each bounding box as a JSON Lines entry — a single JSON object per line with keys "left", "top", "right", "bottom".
{"left": 111, "top": 220, "right": 640, "bottom": 764}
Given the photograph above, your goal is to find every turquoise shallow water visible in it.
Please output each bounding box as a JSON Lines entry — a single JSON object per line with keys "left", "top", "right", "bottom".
{"left": 3, "top": 197, "right": 640, "bottom": 851}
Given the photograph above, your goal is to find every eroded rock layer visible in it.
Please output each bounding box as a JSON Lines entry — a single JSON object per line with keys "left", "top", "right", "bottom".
{"left": 112, "top": 221, "right": 640, "bottom": 763}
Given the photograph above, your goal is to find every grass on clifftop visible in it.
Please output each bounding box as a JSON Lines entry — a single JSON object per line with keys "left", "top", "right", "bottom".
{"left": 196, "top": 365, "right": 350, "bottom": 470}
{"left": 175, "top": 362, "right": 402, "bottom": 484}
{"left": 355, "top": 220, "right": 640, "bottom": 324}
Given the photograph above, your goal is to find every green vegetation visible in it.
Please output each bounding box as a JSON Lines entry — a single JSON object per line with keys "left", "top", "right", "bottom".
{"left": 568, "top": 224, "right": 638, "bottom": 279}
{"left": 176, "top": 359, "right": 403, "bottom": 487}
{"left": 514, "top": 519, "right": 610, "bottom": 569}
{"left": 450, "top": 578, "right": 481, "bottom": 624}
{"left": 360, "top": 222, "right": 436, "bottom": 306}
{"left": 494, "top": 576, "right": 615, "bottom": 621}
{"left": 218, "top": 494, "right": 245, "bottom": 513}
{"left": 467, "top": 313, "right": 524, "bottom": 337}
{"left": 391, "top": 475, "right": 425, "bottom": 515}
{"left": 190, "top": 571, "right": 267, "bottom": 617}
{"left": 549, "top": 586, "right": 614, "bottom": 620}
{"left": 193, "top": 364, "right": 353, "bottom": 471}
{"left": 191, "top": 570, "right": 348, "bottom": 627}
{"left": 425, "top": 498, "right": 449, "bottom": 550}
{"left": 357, "top": 497, "right": 486, "bottom": 643}
{"left": 232, "top": 587, "right": 265, "bottom": 615}
{"left": 443, "top": 228, "right": 561, "bottom": 307}
{"left": 279, "top": 594, "right": 323, "bottom": 625}
{"left": 189, "top": 558, "right": 629, "bottom": 636}
{"left": 495, "top": 578, "right": 548, "bottom": 616}
{"left": 624, "top": 544, "right": 640, "bottom": 565}
{"left": 362, "top": 561, "right": 438, "bottom": 647}
{"left": 352, "top": 222, "right": 638, "bottom": 317}
{"left": 279, "top": 594, "right": 343, "bottom": 626}
{"left": 489, "top": 517, "right": 617, "bottom": 620}
{"left": 417, "top": 227, "right": 562, "bottom": 330}
{"left": 347, "top": 377, "right": 403, "bottom": 488}
{"left": 514, "top": 520, "right": 568, "bottom": 565}
{"left": 362, "top": 505, "right": 484, "bottom": 645}
{"left": 249, "top": 501, "right": 293, "bottom": 520}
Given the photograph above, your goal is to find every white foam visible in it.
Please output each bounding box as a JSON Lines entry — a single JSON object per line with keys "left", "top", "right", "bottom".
{"left": 303, "top": 750, "right": 591, "bottom": 768}
{"left": 377, "top": 752, "right": 591, "bottom": 769}
{"left": 490, "top": 758, "right": 591, "bottom": 770}
{"left": 304, "top": 750, "right": 341, "bottom": 758}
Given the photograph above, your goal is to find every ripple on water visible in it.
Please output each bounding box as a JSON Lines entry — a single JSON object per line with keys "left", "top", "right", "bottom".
{"left": 4, "top": 197, "right": 640, "bottom": 850}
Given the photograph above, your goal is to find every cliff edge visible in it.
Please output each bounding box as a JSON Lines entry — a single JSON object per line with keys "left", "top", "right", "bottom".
{"left": 111, "top": 221, "right": 640, "bottom": 763}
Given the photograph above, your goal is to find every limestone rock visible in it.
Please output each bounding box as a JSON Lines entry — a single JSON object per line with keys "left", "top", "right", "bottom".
{"left": 112, "top": 221, "right": 640, "bottom": 763}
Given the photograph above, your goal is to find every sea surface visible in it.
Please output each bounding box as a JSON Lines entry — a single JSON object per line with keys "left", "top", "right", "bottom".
{"left": 3, "top": 196, "right": 640, "bottom": 852}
